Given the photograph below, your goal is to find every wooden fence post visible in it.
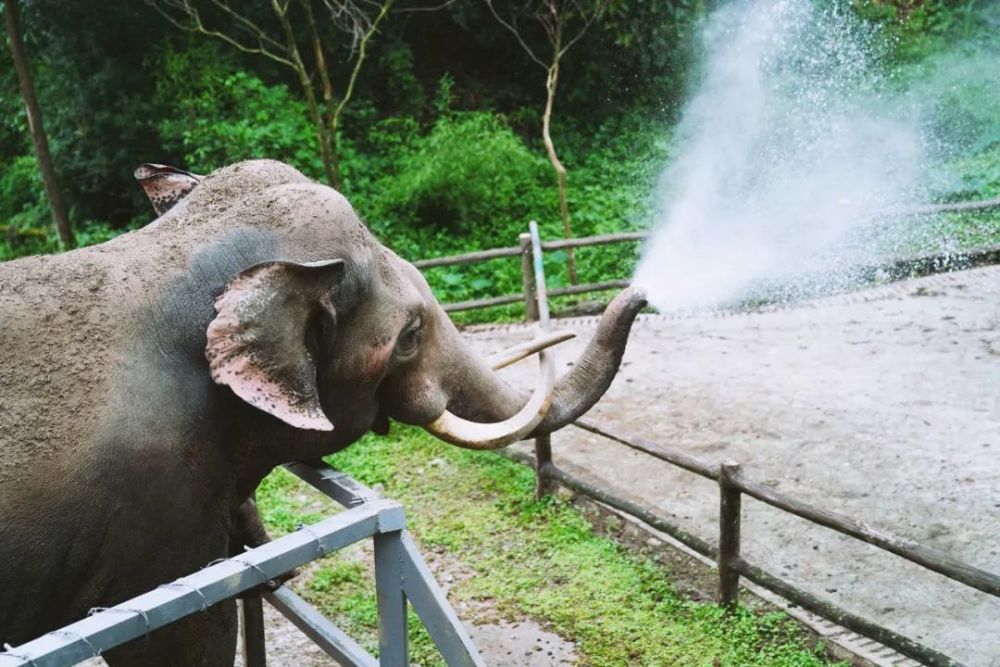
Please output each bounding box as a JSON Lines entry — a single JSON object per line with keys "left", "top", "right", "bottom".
{"left": 718, "top": 461, "right": 742, "bottom": 608}
{"left": 519, "top": 233, "right": 539, "bottom": 322}
{"left": 534, "top": 434, "right": 555, "bottom": 500}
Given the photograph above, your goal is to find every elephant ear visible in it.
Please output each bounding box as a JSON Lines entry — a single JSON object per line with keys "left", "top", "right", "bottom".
{"left": 134, "top": 163, "right": 203, "bottom": 216}
{"left": 205, "top": 259, "right": 345, "bottom": 431}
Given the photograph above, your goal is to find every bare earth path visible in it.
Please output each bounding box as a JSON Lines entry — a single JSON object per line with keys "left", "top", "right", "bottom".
{"left": 465, "top": 265, "right": 1000, "bottom": 666}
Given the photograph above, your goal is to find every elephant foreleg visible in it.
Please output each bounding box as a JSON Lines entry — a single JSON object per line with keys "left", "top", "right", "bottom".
{"left": 229, "top": 498, "right": 298, "bottom": 591}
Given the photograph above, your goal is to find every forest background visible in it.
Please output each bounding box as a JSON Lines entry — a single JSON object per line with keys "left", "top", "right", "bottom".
{"left": 1, "top": 0, "right": 998, "bottom": 319}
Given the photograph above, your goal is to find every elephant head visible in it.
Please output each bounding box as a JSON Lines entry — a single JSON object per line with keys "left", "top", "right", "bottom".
{"left": 137, "top": 161, "right": 646, "bottom": 458}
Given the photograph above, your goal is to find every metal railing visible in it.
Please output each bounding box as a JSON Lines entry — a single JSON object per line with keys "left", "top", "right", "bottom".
{"left": 484, "top": 222, "right": 1000, "bottom": 667}
{"left": 0, "top": 461, "right": 483, "bottom": 667}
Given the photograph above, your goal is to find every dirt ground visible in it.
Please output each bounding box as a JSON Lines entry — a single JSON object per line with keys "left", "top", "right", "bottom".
{"left": 464, "top": 264, "right": 1000, "bottom": 667}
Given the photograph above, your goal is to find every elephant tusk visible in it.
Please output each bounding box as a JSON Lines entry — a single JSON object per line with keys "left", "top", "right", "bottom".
{"left": 487, "top": 330, "right": 576, "bottom": 371}
{"left": 424, "top": 346, "right": 555, "bottom": 450}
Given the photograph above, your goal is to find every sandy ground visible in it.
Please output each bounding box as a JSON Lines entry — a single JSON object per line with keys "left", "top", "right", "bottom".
{"left": 463, "top": 264, "right": 1000, "bottom": 667}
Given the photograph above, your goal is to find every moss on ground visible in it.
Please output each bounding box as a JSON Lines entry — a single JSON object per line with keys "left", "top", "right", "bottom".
{"left": 256, "top": 427, "right": 845, "bottom": 666}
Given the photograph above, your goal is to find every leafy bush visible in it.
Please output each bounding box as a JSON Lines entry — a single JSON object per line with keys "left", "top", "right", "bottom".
{"left": 368, "top": 112, "right": 555, "bottom": 246}
{"left": 0, "top": 155, "right": 47, "bottom": 229}
{"left": 0, "top": 155, "right": 54, "bottom": 260}
{"left": 154, "top": 43, "right": 325, "bottom": 180}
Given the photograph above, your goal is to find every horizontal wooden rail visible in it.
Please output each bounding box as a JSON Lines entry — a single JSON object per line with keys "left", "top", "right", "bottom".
{"left": 540, "top": 416, "right": 1000, "bottom": 665}
{"left": 549, "top": 279, "right": 631, "bottom": 298}
{"left": 540, "top": 231, "right": 647, "bottom": 251}
{"left": 413, "top": 231, "right": 649, "bottom": 271}
{"left": 412, "top": 246, "right": 522, "bottom": 269}
{"left": 731, "top": 558, "right": 960, "bottom": 667}
{"left": 438, "top": 281, "right": 633, "bottom": 314}
{"left": 574, "top": 417, "right": 718, "bottom": 479}
{"left": 729, "top": 469, "right": 1000, "bottom": 598}
{"left": 574, "top": 417, "right": 1000, "bottom": 598}
{"left": 514, "top": 454, "right": 717, "bottom": 558}
{"left": 441, "top": 292, "right": 524, "bottom": 313}
{"left": 514, "top": 456, "right": 958, "bottom": 666}
{"left": 414, "top": 198, "right": 1000, "bottom": 319}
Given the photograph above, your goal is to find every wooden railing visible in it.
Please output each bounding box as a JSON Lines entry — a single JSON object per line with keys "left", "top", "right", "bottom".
{"left": 511, "top": 417, "right": 1000, "bottom": 667}
{"left": 413, "top": 228, "right": 644, "bottom": 316}
{"left": 474, "top": 223, "right": 1000, "bottom": 667}
{"left": 413, "top": 196, "right": 1000, "bottom": 318}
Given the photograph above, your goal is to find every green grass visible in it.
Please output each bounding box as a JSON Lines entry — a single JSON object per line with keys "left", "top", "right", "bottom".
{"left": 256, "top": 427, "right": 844, "bottom": 666}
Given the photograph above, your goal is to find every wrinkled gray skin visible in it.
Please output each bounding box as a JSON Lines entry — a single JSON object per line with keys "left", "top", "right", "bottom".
{"left": 0, "top": 160, "right": 645, "bottom": 666}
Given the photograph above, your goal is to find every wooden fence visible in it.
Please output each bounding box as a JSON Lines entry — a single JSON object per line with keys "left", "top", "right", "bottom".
{"left": 413, "top": 229, "right": 643, "bottom": 315}
{"left": 520, "top": 417, "right": 1000, "bottom": 667}
{"left": 418, "top": 218, "right": 1000, "bottom": 667}
{"left": 413, "top": 196, "right": 1000, "bottom": 318}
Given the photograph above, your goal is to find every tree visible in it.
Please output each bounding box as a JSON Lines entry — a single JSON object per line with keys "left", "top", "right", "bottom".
{"left": 486, "top": 0, "right": 608, "bottom": 284}
{"left": 150, "top": 0, "right": 393, "bottom": 190}
{"left": 3, "top": 0, "right": 73, "bottom": 248}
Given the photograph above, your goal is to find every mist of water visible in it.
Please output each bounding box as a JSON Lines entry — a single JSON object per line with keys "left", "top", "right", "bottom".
{"left": 633, "top": 0, "right": 927, "bottom": 312}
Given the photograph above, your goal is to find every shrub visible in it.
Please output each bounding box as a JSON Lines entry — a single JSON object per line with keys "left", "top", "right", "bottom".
{"left": 154, "top": 43, "right": 325, "bottom": 180}
{"left": 369, "top": 112, "right": 555, "bottom": 247}
{"left": 0, "top": 155, "right": 56, "bottom": 260}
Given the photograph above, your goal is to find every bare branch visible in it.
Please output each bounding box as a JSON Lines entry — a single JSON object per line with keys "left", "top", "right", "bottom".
{"left": 558, "top": 0, "right": 607, "bottom": 57}
{"left": 300, "top": 0, "right": 335, "bottom": 111}
{"left": 395, "top": 0, "right": 460, "bottom": 13}
{"left": 484, "top": 0, "right": 547, "bottom": 69}
{"left": 332, "top": 0, "right": 394, "bottom": 127}
{"left": 148, "top": 0, "right": 296, "bottom": 68}
{"left": 209, "top": 0, "right": 286, "bottom": 53}
{"left": 322, "top": 0, "right": 378, "bottom": 52}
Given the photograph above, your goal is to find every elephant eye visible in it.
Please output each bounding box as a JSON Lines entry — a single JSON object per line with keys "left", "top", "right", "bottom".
{"left": 396, "top": 317, "right": 423, "bottom": 359}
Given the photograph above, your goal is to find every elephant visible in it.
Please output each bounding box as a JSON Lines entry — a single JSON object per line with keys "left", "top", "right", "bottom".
{"left": 0, "top": 159, "right": 646, "bottom": 666}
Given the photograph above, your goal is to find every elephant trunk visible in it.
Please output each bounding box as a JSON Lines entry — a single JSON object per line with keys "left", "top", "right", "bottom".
{"left": 424, "top": 287, "right": 646, "bottom": 449}
{"left": 532, "top": 286, "right": 646, "bottom": 435}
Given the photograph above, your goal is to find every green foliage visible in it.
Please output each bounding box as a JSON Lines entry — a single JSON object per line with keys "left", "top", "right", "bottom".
{"left": 851, "top": 0, "right": 989, "bottom": 62}
{"left": 0, "top": 155, "right": 55, "bottom": 260}
{"left": 22, "top": 0, "right": 171, "bottom": 226}
{"left": 254, "top": 427, "right": 842, "bottom": 666}
{"left": 153, "top": 43, "right": 325, "bottom": 180}
{"left": 256, "top": 465, "right": 327, "bottom": 535}
{"left": 369, "top": 111, "right": 553, "bottom": 241}
{"left": 378, "top": 40, "right": 426, "bottom": 117}
{"left": 0, "top": 155, "right": 46, "bottom": 229}
{"left": 432, "top": 73, "right": 455, "bottom": 116}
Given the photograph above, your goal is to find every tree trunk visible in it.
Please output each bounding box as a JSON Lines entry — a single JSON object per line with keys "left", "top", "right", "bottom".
{"left": 271, "top": 0, "right": 338, "bottom": 188}
{"left": 542, "top": 58, "right": 577, "bottom": 284}
{"left": 326, "top": 0, "right": 394, "bottom": 193}
{"left": 299, "top": 0, "right": 341, "bottom": 189}
{"left": 3, "top": 0, "right": 73, "bottom": 249}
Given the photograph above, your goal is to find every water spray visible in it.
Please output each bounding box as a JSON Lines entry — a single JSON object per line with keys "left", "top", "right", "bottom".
{"left": 634, "top": 0, "right": 926, "bottom": 313}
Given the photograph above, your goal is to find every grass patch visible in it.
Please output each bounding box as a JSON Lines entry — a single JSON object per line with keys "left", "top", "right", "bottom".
{"left": 257, "top": 427, "right": 844, "bottom": 666}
